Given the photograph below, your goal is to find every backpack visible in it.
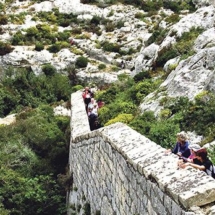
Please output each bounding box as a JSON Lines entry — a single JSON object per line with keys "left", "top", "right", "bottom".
{"left": 206, "top": 164, "right": 215, "bottom": 179}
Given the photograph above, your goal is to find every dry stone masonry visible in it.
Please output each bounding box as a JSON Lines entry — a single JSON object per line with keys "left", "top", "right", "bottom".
{"left": 68, "top": 91, "right": 215, "bottom": 215}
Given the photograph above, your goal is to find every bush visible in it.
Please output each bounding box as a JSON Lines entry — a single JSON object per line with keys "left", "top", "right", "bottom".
{"left": 165, "top": 14, "right": 180, "bottom": 24}
{"left": 47, "top": 43, "right": 61, "bottom": 53}
{"left": 98, "top": 64, "right": 106, "bottom": 70}
{"left": 163, "top": 0, "right": 196, "bottom": 13}
{"left": 11, "top": 31, "right": 25, "bottom": 45}
{"left": 148, "top": 120, "right": 180, "bottom": 148}
{"left": 105, "top": 113, "right": 134, "bottom": 126}
{"left": 133, "top": 70, "right": 151, "bottom": 82}
{"left": 155, "top": 46, "right": 178, "bottom": 68}
{"left": 129, "top": 111, "right": 156, "bottom": 135}
{"left": 146, "top": 28, "right": 168, "bottom": 46}
{"left": 71, "top": 27, "right": 82, "bottom": 34}
{"left": 57, "top": 31, "right": 70, "bottom": 41}
{"left": 75, "top": 56, "right": 88, "bottom": 68}
{"left": 181, "top": 93, "right": 215, "bottom": 137}
{"left": 90, "top": 15, "right": 100, "bottom": 25}
{"left": 105, "top": 22, "right": 115, "bottom": 32}
{"left": 102, "top": 41, "right": 120, "bottom": 53}
{"left": 0, "top": 2, "right": 5, "bottom": 11}
{"left": 135, "top": 12, "right": 145, "bottom": 19}
{"left": 0, "top": 42, "right": 14, "bottom": 56}
{"left": 35, "top": 42, "right": 44, "bottom": 51}
{"left": 42, "top": 64, "right": 57, "bottom": 76}
{"left": 141, "top": 0, "right": 163, "bottom": 12}
{"left": 25, "top": 26, "right": 39, "bottom": 37}
{"left": 116, "top": 20, "right": 125, "bottom": 29}
{"left": 0, "top": 15, "right": 8, "bottom": 25}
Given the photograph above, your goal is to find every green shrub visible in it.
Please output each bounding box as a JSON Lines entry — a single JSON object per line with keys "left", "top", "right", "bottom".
{"left": 47, "top": 43, "right": 61, "bottom": 53}
{"left": 133, "top": 70, "right": 151, "bottom": 82}
{"left": 163, "top": 0, "right": 196, "bottom": 13}
{"left": 71, "top": 85, "right": 83, "bottom": 92}
{"left": 148, "top": 120, "right": 180, "bottom": 148}
{"left": 155, "top": 46, "right": 178, "bottom": 68}
{"left": 141, "top": 0, "right": 163, "bottom": 12}
{"left": 11, "top": 31, "right": 25, "bottom": 45}
{"left": 181, "top": 92, "right": 215, "bottom": 137}
{"left": 0, "top": 27, "right": 4, "bottom": 35}
{"left": 174, "top": 27, "right": 204, "bottom": 59}
{"left": 57, "top": 31, "right": 71, "bottom": 41}
{"left": 116, "top": 20, "right": 125, "bottom": 29}
{"left": 42, "top": 64, "right": 57, "bottom": 76}
{"left": 0, "top": 42, "right": 14, "bottom": 56}
{"left": 105, "top": 113, "right": 134, "bottom": 126}
{"left": 0, "top": 15, "right": 8, "bottom": 25}
{"left": 127, "top": 79, "right": 160, "bottom": 105}
{"left": 155, "top": 27, "right": 204, "bottom": 67}
{"left": 102, "top": 41, "right": 120, "bottom": 53}
{"left": 129, "top": 111, "right": 156, "bottom": 136}
{"left": 75, "top": 56, "right": 88, "bottom": 68}
{"left": 35, "top": 42, "right": 44, "bottom": 51}
{"left": 25, "top": 26, "right": 39, "bottom": 37}
{"left": 83, "top": 203, "right": 91, "bottom": 215}
{"left": 98, "top": 64, "right": 106, "bottom": 70}
{"left": 71, "top": 27, "right": 82, "bottom": 34}
{"left": 105, "top": 22, "right": 115, "bottom": 32}
{"left": 0, "top": 2, "right": 5, "bottom": 11}
{"left": 165, "top": 14, "right": 181, "bottom": 24}
{"left": 146, "top": 27, "right": 168, "bottom": 46}
{"left": 90, "top": 15, "right": 100, "bottom": 25}
{"left": 135, "top": 12, "right": 145, "bottom": 20}
{"left": 159, "top": 108, "right": 172, "bottom": 119}
{"left": 58, "top": 41, "right": 70, "bottom": 49}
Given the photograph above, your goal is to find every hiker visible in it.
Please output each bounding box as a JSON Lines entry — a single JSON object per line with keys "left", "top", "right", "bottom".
{"left": 87, "top": 98, "right": 97, "bottom": 111}
{"left": 82, "top": 89, "right": 92, "bottom": 111}
{"left": 88, "top": 109, "right": 98, "bottom": 131}
{"left": 165, "top": 131, "right": 191, "bottom": 158}
{"left": 120, "top": 60, "right": 125, "bottom": 69}
{"left": 69, "top": 38, "right": 75, "bottom": 45}
{"left": 178, "top": 143, "right": 201, "bottom": 167}
{"left": 97, "top": 99, "right": 105, "bottom": 109}
{"left": 179, "top": 148, "right": 215, "bottom": 179}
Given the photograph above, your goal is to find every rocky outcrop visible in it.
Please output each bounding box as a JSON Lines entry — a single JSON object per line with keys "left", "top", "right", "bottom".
{"left": 1, "top": 0, "right": 215, "bottom": 114}
{"left": 137, "top": 6, "right": 215, "bottom": 114}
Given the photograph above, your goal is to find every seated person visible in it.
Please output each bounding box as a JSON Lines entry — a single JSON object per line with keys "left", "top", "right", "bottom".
{"left": 165, "top": 131, "right": 190, "bottom": 158}
{"left": 180, "top": 148, "right": 215, "bottom": 178}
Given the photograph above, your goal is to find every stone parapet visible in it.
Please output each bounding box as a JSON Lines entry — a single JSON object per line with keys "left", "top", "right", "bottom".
{"left": 68, "top": 91, "right": 215, "bottom": 215}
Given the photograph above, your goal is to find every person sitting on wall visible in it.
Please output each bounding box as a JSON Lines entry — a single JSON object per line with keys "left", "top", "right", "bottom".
{"left": 165, "top": 131, "right": 191, "bottom": 158}
{"left": 179, "top": 148, "right": 215, "bottom": 179}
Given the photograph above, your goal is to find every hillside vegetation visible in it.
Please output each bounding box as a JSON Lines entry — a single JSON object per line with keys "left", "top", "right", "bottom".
{"left": 0, "top": 0, "right": 215, "bottom": 214}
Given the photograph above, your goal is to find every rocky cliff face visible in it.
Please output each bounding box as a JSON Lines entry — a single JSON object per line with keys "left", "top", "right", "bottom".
{"left": 0, "top": 0, "right": 215, "bottom": 115}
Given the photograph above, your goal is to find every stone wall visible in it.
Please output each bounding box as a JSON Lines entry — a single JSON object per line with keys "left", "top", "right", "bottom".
{"left": 68, "top": 91, "right": 215, "bottom": 215}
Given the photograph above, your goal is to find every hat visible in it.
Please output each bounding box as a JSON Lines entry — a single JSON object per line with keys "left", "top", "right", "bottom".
{"left": 188, "top": 144, "right": 201, "bottom": 152}
{"left": 176, "top": 131, "right": 187, "bottom": 141}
